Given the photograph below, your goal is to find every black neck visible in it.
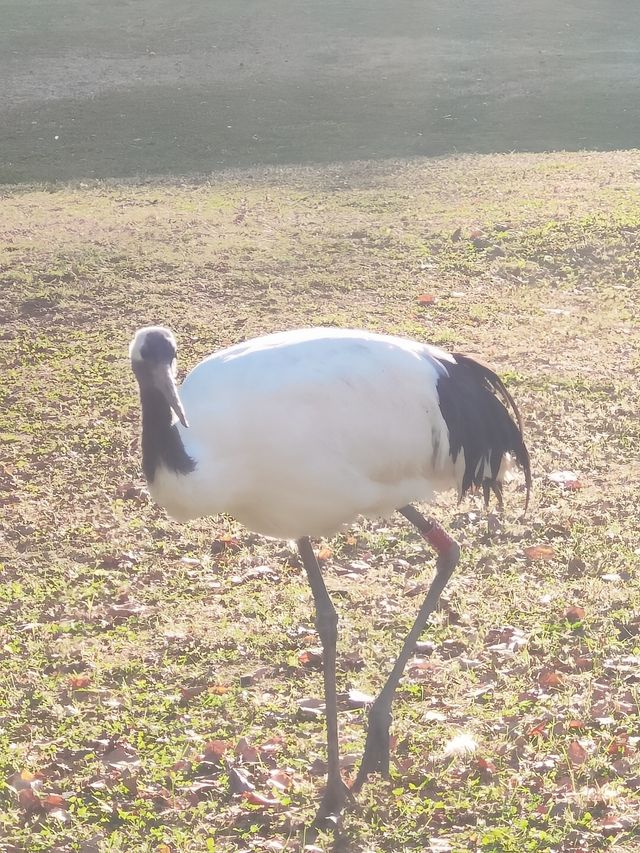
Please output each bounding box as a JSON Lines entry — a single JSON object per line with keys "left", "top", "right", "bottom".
{"left": 139, "top": 386, "right": 195, "bottom": 482}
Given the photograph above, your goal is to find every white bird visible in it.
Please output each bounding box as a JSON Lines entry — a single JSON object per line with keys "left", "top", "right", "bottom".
{"left": 129, "top": 325, "right": 531, "bottom": 828}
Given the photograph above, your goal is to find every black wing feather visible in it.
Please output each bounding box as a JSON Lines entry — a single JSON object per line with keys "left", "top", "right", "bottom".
{"left": 435, "top": 353, "right": 531, "bottom": 511}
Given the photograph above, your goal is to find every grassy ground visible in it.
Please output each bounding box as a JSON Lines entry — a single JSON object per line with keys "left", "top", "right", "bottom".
{"left": 3, "top": 1, "right": 640, "bottom": 183}
{"left": 1, "top": 150, "right": 639, "bottom": 852}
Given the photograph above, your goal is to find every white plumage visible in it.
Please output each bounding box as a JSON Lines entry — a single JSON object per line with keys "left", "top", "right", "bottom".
{"left": 144, "top": 327, "right": 463, "bottom": 538}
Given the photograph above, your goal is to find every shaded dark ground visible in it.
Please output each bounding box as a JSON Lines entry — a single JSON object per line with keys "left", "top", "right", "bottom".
{"left": 1, "top": 0, "right": 639, "bottom": 183}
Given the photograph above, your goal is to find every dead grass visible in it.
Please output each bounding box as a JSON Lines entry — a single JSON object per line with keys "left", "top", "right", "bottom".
{"left": 1, "top": 150, "right": 639, "bottom": 852}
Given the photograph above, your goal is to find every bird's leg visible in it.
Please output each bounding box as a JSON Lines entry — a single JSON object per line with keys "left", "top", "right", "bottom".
{"left": 297, "top": 537, "right": 353, "bottom": 829}
{"left": 352, "top": 505, "right": 459, "bottom": 792}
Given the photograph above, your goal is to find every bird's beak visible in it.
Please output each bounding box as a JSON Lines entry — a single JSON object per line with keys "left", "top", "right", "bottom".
{"left": 153, "top": 364, "right": 189, "bottom": 428}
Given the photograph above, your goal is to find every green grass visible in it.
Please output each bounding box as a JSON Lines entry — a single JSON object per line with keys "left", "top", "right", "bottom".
{"left": 1, "top": 150, "right": 639, "bottom": 852}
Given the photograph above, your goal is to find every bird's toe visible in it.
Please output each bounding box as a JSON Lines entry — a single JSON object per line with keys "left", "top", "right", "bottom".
{"left": 311, "top": 778, "right": 354, "bottom": 831}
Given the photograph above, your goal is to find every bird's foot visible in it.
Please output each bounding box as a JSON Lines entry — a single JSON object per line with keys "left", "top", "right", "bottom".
{"left": 311, "top": 778, "right": 354, "bottom": 832}
{"left": 351, "top": 705, "right": 391, "bottom": 793}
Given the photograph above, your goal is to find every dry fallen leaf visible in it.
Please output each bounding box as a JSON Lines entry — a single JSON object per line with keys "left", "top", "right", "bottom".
{"left": 102, "top": 745, "right": 141, "bottom": 769}
{"left": 567, "top": 739, "right": 588, "bottom": 766}
{"left": 297, "top": 697, "right": 325, "bottom": 719}
{"left": 528, "top": 719, "right": 548, "bottom": 738}
{"left": 267, "top": 769, "right": 292, "bottom": 792}
{"left": 298, "top": 648, "right": 323, "bottom": 668}
{"left": 340, "top": 650, "right": 365, "bottom": 671}
{"left": 227, "top": 765, "right": 254, "bottom": 794}
{"left": 548, "top": 470, "right": 583, "bottom": 490}
{"left": 417, "top": 293, "right": 435, "bottom": 305}
{"left": 42, "top": 793, "right": 66, "bottom": 810}
{"left": 180, "top": 685, "right": 206, "bottom": 702}
{"left": 565, "top": 605, "right": 586, "bottom": 623}
{"left": 203, "top": 740, "right": 228, "bottom": 763}
{"left": 235, "top": 737, "right": 260, "bottom": 763}
{"left": 346, "top": 688, "right": 374, "bottom": 708}
{"left": 241, "top": 790, "right": 280, "bottom": 807}
{"left": 17, "top": 787, "right": 41, "bottom": 812}
{"left": 68, "top": 674, "right": 92, "bottom": 690}
{"left": 538, "top": 669, "right": 563, "bottom": 690}
{"left": 259, "top": 736, "right": 284, "bottom": 757}
{"left": 524, "top": 545, "right": 557, "bottom": 561}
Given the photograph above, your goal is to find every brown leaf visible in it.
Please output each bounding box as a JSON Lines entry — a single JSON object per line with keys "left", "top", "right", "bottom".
{"left": 17, "top": 787, "right": 41, "bottom": 812}
{"left": 567, "top": 739, "right": 588, "bottom": 766}
{"left": 267, "top": 769, "right": 292, "bottom": 792}
{"left": 524, "top": 545, "right": 556, "bottom": 561}
{"left": 211, "top": 535, "right": 241, "bottom": 554}
{"left": 599, "top": 815, "right": 625, "bottom": 835}
{"left": 298, "top": 648, "right": 323, "bottom": 668}
{"left": 615, "top": 615, "right": 640, "bottom": 639}
{"left": 316, "top": 547, "right": 333, "bottom": 561}
{"left": 184, "top": 779, "right": 218, "bottom": 801}
{"left": 566, "top": 605, "right": 586, "bottom": 623}
{"left": 340, "top": 650, "right": 365, "bottom": 671}
{"left": 235, "top": 737, "right": 260, "bottom": 763}
{"left": 476, "top": 756, "right": 497, "bottom": 776}
{"left": 336, "top": 559, "right": 370, "bottom": 576}
{"left": 69, "top": 674, "right": 92, "bottom": 690}
{"left": 538, "top": 669, "right": 563, "bottom": 690}
{"left": 102, "top": 745, "right": 141, "bottom": 769}
{"left": 528, "top": 720, "right": 549, "bottom": 738}
{"left": 548, "top": 470, "right": 583, "bottom": 490}
{"left": 42, "top": 793, "right": 66, "bottom": 810}
{"left": 607, "top": 735, "right": 631, "bottom": 757}
{"left": 100, "top": 552, "right": 139, "bottom": 570}
{"left": 116, "top": 482, "right": 147, "bottom": 502}
{"left": 239, "top": 666, "right": 271, "bottom": 686}
{"left": 297, "top": 697, "right": 325, "bottom": 719}
{"left": 227, "top": 765, "right": 254, "bottom": 794}
{"left": 408, "top": 658, "right": 437, "bottom": 677}
{"left": 259, "top": 736, "right": 284, "bottom": 756}
{"left": 439, "top": 639, "right": 467, "bottom": 659}
{"left": 180, "top": 685, "right": 206, "bottom": 702}
{"left": 203, "top": 740, "right": 228, "bottom": 763}
{"left": 241, "top": 790, "right": 279, "bottom": 807}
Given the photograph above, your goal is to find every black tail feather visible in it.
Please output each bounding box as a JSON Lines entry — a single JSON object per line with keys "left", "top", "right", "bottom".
{"left": 436, "top": 353, "right": 531, "bottom": 512}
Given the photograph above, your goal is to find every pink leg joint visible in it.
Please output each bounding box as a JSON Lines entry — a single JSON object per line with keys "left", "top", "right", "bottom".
{"left": 419, "top": 520, "right": 457, "bottom": 555}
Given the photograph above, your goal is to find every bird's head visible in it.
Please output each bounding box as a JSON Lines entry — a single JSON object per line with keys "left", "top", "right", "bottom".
{"left": 129, "top": 326, "right": 189, "bottom": 427}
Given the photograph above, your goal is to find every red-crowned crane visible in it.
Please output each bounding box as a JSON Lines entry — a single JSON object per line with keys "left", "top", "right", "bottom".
{"left": 129, "top": 325, "right": 531, "bottom": 828}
